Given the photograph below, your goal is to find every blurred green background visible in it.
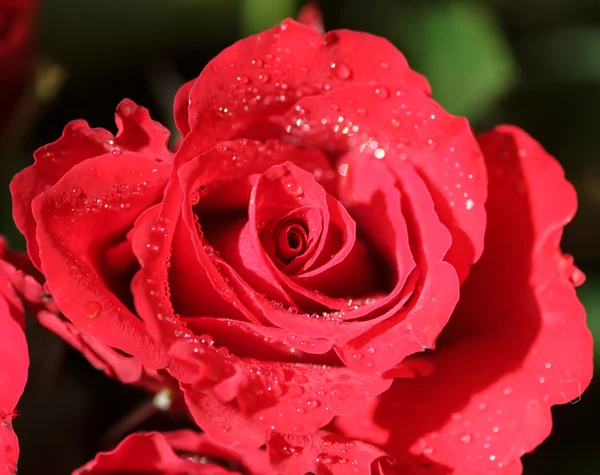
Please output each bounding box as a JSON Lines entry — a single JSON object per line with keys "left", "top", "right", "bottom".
{"left": 1, "top": 0, "right": 599, "bottom": 473}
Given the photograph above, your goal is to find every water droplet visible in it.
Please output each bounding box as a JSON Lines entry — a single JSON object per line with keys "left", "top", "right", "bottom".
{"left": 330, "top": 61, "right": 351, "bottom": 79}
{"left": 375, "top": 86, "right": 389, "bottom": 99}
{"left": 281, "top": 174, "right": 304, "bottom": 196}
{"left": 465, "top": 199, "right": 475, "bottom": 210}
{"left": 306, "top": 399, "right": 321, "bottom": 408}
{"left": 338, "top": 163, "right": 349, "bottom": 176}
{"left": 331, "top": 384, "right": 353, "bottom": 399}
{"left": 258, "top": 73, "right": 271, "bottom": 83}
{"left": 204, "top": 245, "right": 215, "bottom": 257}
{"left": 199, "top": 334, "right": 214, "bottom": 346}
{"left": 291, "top": 373, "right": 309, "bottom": 384}
{"left": 380, "top": 62, "right": 390, "bottom": 70}
{"left": 189, "top": 191, "right": 200, "bottom": 204}
{"left": 236, "top": 76, "right": 250, "bottom": 84}
{"left": 423, "top": 446, "right": 434, "bottom": 456}
{"left": 317, "top": 454, "right": 333, "bottom": 464}
{"left": 459, "top": 433, "right": 472, "bottom": 444}
{"left": 502, "top": 387, "right": 513, "bottom": 395}
{"left": 374, "top": 148, "right": 385, "bottom": 159}
{"left": 146, "top": 243, "right": 160, "bottom": 253}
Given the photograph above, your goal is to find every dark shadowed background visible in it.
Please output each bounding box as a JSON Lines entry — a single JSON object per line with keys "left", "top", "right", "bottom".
{"left": 1, "top": 0, "right": 599, "bottom": 473}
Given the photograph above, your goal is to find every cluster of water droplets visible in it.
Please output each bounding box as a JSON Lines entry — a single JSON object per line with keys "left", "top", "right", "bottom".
{"left": 141, "top": 216, "right": 180, "bottom": 327}
{"left": 281, "top": 82, "right": 481, "bottom": 213}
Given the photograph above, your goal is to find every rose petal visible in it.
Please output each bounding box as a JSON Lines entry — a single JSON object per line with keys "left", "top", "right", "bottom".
{"left": 73, "top": 430, "right": 272, "bottom": 474}
{"left": 280, "top": 84, "right": 486, "bottom": 283}
{"left": 174, "top": 18, "right": 430, "bottom": 162}
{"left": 30, "top": 152, "right": 170, "bottom": 368}
{"left": 174, "top": 333, "right": 392, "bottom": 437}
{"left": 11, "top": 100, "right": 172, "bottom": 269}
{"left": 184, "top": 317, "right": 334, "bottom": 360}
{"left": 0, "top": 289, "right": 28, "bottom": 475}
{"left": 37, "top": 310, "right": 169, "bottom": 390}
{"left": 335, "top": 126, "right": 593, "bottom": 472}
{"left": 164, "top": 430, "right": 276, "bottom": 474}
{"left": 268, "top": 431, "right": 388, "bottom": 475}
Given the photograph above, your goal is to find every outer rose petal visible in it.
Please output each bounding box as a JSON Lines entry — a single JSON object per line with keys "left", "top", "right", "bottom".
{"left": 335, "top": 126, "right": 593, "bottom": 472}
{"left": 0, "top": 292, "right": 28, "bottom": 475}
{"left": 165, "top": 430, "right": 276, "bottom": 475}
{"left": 10, "top": 99, "right": 172, "bottom": 269}
{"left": 30, "top": 153, "right": 170, "bottom": 368}
{"left": 37, "top": 311, "right": 170, "bottom": 390}
{"left": 73, "top": 431, "right": 273, "bottom": 474}
{"left": 174, "top": 18, "right": 430, "bottom": 156}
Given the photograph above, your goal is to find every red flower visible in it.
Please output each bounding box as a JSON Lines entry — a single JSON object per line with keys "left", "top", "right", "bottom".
{"left": 11, "top": 19, "right": 592, "bottom": 474}
{"left": 0, "top": 0, "right": 36, "bottom": 137}
{"left": 73, "top": 430, "right": 275, "bottom": 474}
{"left": 0, "top": 240, "right": 30, "bottom": 475}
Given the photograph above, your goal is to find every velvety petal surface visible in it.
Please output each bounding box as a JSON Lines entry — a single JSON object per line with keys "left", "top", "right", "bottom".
{"left": 335, "top": 126, "right": 593, "bottom": 473}
{"left": 30, "top": 152, "right": 171, "bottom": 368}
{"left": 0, "top": 285, "right": 28, "bottom": 475}
{"left": 173, "top": 19, "right": 430, "bottom": 160}
{"left": 73, "top": 431, "right": 273, "bottom": 474}
{"left": 11, "top": 99, "right": 172, "bottom": 269}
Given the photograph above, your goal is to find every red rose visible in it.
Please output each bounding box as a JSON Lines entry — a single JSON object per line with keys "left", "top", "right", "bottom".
{"left": 0, "top": 0, "right": 36, "bottom": 137}
{"left": 0, "top": 240, "right": 31, "bottom": 475}
{"left": 11, "top": 19, "right": 592, "bottom": 474}
{"left": 74, "top": 431, "right": 275, "bottom": 475}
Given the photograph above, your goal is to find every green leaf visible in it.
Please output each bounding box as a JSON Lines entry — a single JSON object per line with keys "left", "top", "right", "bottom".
{"left": 240, "top": 0, "right": 298, "bottom": 36}
{"left": 393, "top": 1, "right": 518, "bottom": 120}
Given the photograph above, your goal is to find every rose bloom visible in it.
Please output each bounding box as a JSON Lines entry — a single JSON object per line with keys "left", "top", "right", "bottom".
{"left": 0, "top": 238, "right": 37, "bottom": 475}
{"left": 0, "top": 0, "right": 36, "bottom": 137}
{"left": 11, "top": 19, "right": 592, "bottom": 474}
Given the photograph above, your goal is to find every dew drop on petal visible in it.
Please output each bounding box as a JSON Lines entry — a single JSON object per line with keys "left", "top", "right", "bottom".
{"left": 375, "top": 86, "right": 389, "bottom": 99}
{"left": 374, "top": 148, "right": 385, "bottom": 159}
{"left": 330, "top": 61, "right": 352, "bottom": 79}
